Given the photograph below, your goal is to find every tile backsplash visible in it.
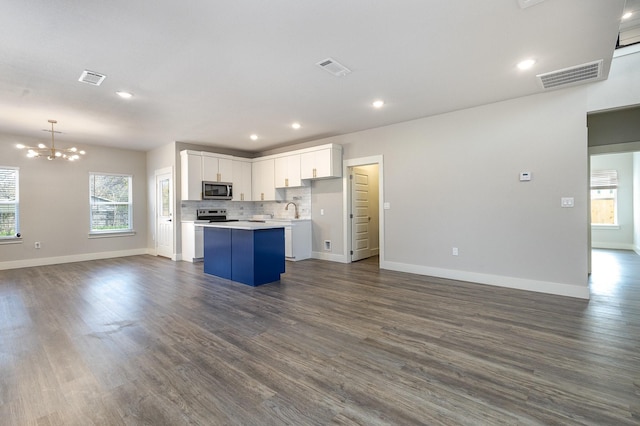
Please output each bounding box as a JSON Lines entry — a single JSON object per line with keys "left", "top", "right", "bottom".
{"left": 181, "top": 186, "right": 311, "bottom": 221}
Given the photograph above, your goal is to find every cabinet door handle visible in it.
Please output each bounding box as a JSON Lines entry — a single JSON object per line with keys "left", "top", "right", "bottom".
{"left": 217, "top": 173, "right": 221, "bottom": 182}
{"left": 285, "top": 178, "right": 289, "bottom": 187}
{"left": 313, "top": 168, "right": 317, "bottom": 178}
{"left": 261, "top": 193, "right": 264, "bottom": 201}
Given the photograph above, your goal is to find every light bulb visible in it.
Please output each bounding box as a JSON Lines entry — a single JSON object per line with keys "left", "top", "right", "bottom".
{"left": 517, "top": 59, "right": 536, "bottom": 70}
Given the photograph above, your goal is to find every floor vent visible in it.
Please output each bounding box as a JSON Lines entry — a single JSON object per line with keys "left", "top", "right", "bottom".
{"left": 78, "top": 70, "right": 106, "bottom": 86}
{"left": 536, "top": 60, "right": 603, "bottom": 90}
{"left": 316, "top": 58, "right": 351, "bottom": 77}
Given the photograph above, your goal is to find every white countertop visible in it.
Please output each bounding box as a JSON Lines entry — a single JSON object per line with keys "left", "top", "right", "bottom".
{"left": 195, "top": 221, "right": 286, "bottom": 230}
{"left": 266, "top": 218, "right": 311, "bottom": 222}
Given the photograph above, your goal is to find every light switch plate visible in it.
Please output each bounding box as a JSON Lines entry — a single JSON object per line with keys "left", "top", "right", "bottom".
{"left": 561, "top": 197, "right": 574, "bottom": 208}
{"left": 520, "top": 171, "right": 531, "bottom": 181}
{"left": 383, "top": 202, "right": 391, "bottom": 210}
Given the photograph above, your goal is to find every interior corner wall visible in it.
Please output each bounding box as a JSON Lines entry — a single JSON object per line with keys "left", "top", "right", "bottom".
{"left": 310, "top": 88, "right": 591, "bottom": 298}
{"left": 587, "top": 47, "right": 640, "bottom": 113}
{"left": 0, "top": 135, "right": 148, "bottom": 269}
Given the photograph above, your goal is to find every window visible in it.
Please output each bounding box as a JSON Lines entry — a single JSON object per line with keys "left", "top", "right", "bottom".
{"left": 0, "top": 167, "right": 19, "bottom": 239}
{"left": 89, "top": 173, "right": 133, "bottom": 233}
{"left": 590, "top": 169, "right": 618, "bottom": 226}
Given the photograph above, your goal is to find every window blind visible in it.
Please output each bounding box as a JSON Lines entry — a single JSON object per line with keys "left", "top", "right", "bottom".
{"left": 590, "top": 169, "right": 618, "bottom": 190}
{"left": 0, "top": 167, "right": 19, "bottom": 238}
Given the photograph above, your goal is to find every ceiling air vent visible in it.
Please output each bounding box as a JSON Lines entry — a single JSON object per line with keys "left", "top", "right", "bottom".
{"left": 316, "top": 58, "right": 351, "bottom": 77}
{"left": 536, "top": 60, "right": 603, "bottom": 90}
{"left": 78, "top": 70, "right": 106, "bottom": 86}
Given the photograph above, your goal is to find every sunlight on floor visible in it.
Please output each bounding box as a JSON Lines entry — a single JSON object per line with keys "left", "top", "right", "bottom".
{"left": 590, "top": 250, "right": 627, "bottom": 296}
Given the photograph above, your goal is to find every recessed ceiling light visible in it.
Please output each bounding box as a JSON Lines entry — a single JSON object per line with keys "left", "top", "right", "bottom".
{"left": 250, "top": 134, "right": 258, "bottom": 141}
{"left": 372, "top": 100, "right": 385, "bottom": 108}
{"left": 622, "top": 12, "right": 632, "bottom": 20}
{"left": 291, "top": 122, "right": 301, "bottom": 129}
{"left": 517, "top": 59, "right": 536, "bottom": 70}
{"left": 116, "top": 91, "right": 133, "bottom": 99}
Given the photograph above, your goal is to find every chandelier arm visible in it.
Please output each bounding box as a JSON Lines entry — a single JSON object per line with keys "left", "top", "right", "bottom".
{"left": 17, "top": 119, "right": 85, "bottom": 160}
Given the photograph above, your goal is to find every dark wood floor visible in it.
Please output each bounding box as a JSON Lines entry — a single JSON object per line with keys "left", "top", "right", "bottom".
{"left": 0, "top": 249, "right": 638, "bottom": 425}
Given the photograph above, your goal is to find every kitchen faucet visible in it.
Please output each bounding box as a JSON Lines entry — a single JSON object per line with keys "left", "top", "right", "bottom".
{"left": 285, "top": 202, "right": 299, "bottom": 219}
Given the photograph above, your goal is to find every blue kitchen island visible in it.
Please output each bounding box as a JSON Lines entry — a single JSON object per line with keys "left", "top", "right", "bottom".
{"left": 197, "top": 222, "right": 286, "bottom": 286}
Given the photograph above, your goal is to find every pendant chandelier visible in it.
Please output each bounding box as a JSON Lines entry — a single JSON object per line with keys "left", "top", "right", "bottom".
{"left": 16, "top": 120, "right": 86, "bottom": 161}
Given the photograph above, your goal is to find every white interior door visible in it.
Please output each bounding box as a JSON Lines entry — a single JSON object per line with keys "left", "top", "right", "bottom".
{"left": 350, "top": 166, "right": 372, "bottom": 261}
{"left": 156, "top": 169, "right": 173, "bottom": 258}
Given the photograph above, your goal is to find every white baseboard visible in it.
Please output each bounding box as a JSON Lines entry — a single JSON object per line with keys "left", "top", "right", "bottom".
{"left": 312, "top": 251, "right": 349, "bottom": 263}
{"left": 592, "top": 242, "right": 635, "bottom": 250}
{"left": 635, "top": 245, "right": 640, "bottom": 256}
{"left": 0, "top": 248, "right": 150, "bottom": 271}
{"left": 380, "top": 260, "right": 590, "bottom": 300}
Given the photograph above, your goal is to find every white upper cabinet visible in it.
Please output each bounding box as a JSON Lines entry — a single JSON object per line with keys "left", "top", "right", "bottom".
{"left": 232, "top": 159, "right": 252, "bottom": 201}
{"left": 252, "top": 159, "right": 283, "bottom": 201}
{"left": 275, "top": 154, "right": 305, "bottom": 188}
{"left": 180, "top": 144, "right": 341, "bottom": 202}
{"left": 202, "top": 152, "right": 233, "bottom": 182}
{"left": 300, "top": 145, "right": 342, "bottom": 179}
{"left": 181, "top": 150, "right": 203, "bottom": 201}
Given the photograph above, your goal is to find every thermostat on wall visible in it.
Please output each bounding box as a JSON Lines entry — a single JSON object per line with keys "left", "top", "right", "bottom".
{"left": 519, "top": 171, "right": 532, "bottom": 181}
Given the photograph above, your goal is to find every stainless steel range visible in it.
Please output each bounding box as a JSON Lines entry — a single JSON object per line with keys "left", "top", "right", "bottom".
{"left": 196, "top": 209, "right": 238, "bottom": 222}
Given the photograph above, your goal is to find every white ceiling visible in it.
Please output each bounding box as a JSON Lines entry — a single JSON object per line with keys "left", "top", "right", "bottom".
{"left": 620, "top": 0, "right": 640, "bottom": 46}
{"left": 0, "top": 0, "right": 628, "bottom": 153}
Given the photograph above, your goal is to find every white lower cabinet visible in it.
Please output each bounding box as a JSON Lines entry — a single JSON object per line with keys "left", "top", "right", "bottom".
{"left": 266, "top": 219, "right": 311, "bottom": 261}
{"left": 181, "top": 222, "right": 203, "bottom": 262}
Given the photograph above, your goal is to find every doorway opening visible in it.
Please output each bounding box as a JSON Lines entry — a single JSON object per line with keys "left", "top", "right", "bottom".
{"left": 343, "top": 156, "right": 384, "bottom": 265}
{"left": 586, "top": 106, "right": 640, "bottom": 290}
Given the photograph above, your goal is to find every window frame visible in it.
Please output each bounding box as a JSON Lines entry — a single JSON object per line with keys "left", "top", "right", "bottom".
{"left": 0, "top": 166, "right": 20, "bottom": 242}
{"left": 590, "top": 169, "right": 618, "bottom": 228}
{"left": 89, "top": 172, "right": 134, "bottom": 236}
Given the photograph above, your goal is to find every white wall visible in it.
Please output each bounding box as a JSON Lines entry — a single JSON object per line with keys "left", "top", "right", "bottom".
{"left": 309, "top": 88, "right": 590, "bottom": 298}
{"left": 588, "top": 45, "right": 640, "bottom": 112}
{"left": 0, "top": 135, "right": 148, "bottom": 269}
{"left": 590, "top": 152, "right": 635, "bottom": 249}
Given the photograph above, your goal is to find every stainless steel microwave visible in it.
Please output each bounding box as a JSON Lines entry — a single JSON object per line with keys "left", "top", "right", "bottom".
{"left": 202, "top": 181, "right": 233, "bottom": 200}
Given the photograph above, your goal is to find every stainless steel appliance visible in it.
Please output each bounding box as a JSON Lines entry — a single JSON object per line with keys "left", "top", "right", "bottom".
{"left": 202, "top": 181, "right": 232, "bottom": 200}
{"left": 196, "top": 209, "right": 238, "bottom": 222}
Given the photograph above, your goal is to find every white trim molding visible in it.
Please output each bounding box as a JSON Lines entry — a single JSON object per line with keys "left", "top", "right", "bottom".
{"left": 380, "top": 260, "right": 591, "bottom": 300}
{"left": 592, "top": 242, "right": 635, "bottom": 250}
{"left": 0, "top": 248, "right": 151, "bottom": 271}
{"left": 312, "top": 251, "right": 349, "bottom": 263}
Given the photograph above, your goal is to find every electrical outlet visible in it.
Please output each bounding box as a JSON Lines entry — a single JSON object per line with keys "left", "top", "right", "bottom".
{"left": 452, "top": 247, "right": 459, "bottom": 256}
{"left": 35, "top": 242, "right": 41, "bottom": 249}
